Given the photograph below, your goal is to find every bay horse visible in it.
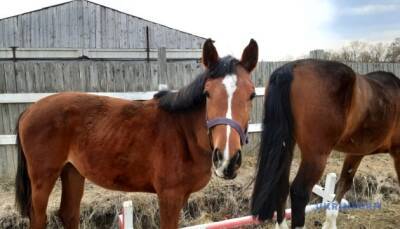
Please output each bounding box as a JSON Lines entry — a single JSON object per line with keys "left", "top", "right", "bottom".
{"left": 14, "top": 38, "right": 258, "bottom": 229}
{"left": 251, "top": 59, "right": 400, "bottom": 228}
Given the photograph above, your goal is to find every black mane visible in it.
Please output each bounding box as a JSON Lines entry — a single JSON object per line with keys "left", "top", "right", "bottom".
{"left": 154, "top": 56, "right": 239, "bottom": 112}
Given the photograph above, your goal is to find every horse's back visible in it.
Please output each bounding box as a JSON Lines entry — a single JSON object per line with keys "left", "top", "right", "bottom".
{"left": 20, "top": 92, "right": 152, "bottom": 130}
{"left": 20, "top": 92, "right": 130, "bottom": 140}
{"left": 18, "top": 92, "right": 124, "bottom": 154}
{"left": 365, "top": 71, "right": 400, "bottom": 90}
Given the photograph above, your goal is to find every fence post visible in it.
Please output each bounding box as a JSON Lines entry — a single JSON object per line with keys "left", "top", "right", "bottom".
{"left": 123, "top": 200, "right": 133, "bottom": 229}
{"left": 158, "top": 47, "right": 167, "bottom": 87}
{"left": 323, "top": 173, "right": 337, "bottom": 203}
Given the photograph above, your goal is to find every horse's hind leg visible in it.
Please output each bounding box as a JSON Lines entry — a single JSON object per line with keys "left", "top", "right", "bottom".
{"left": 59, "top": 163, "right": 85, "bottom": 229}
{"left": 335, "top": 154, "right": 364, "bottom": 202}
{"left": 290, "top": 151, "right": 330, "bottom": 228}
{"left": 29, "top": 169, "right": 60, "bottom": 229}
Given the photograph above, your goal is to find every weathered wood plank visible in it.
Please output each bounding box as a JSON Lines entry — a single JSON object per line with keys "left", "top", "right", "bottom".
{"left": 94, "top": 4, "right": 101, "bottom": 49}
{"left": 88, "top": 62, "right": 99, "bottom": 91}
{"left": 114, "top": 62, "right": 124, "bottom": 91}
{"left": 49, "top": 6, "right": 56, "bottom": 47}
{"left": 72, "top": 0, "right": 79, "bottom": 48}
{"left": 86, "top": 1, "right": 95, "bottom": 49}
{"left": 0, "top": 21, "right": 4, "bottom": 48}
{"left": 96, "top": 62, "right": 107, "bottom": 91}
{"left": 4, "top": 62, "right": 18, "bottom": 136}
{"left": 0, "top": 146, "right": 8, "bottom": 179}
{"left": 0, "top": 63, "right": 5, "bottom": 93}
{"left": 0, "top": 1, "right": 206, "bottom": 50}
{"left": 127, "top": 16, "right": 135, "bottom": 48}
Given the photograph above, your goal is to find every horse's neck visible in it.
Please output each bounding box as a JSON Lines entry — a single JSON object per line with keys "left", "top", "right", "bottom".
{"left": 178, "top": 106, "right": 212, "bottom": 153}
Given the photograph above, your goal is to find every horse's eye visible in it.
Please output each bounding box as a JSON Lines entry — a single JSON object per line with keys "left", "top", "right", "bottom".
{"left": 204, "top": 91, "right": 210, "bottom": 98}
{"left": 250, "top": 92, "right": 256, "bottom": 100}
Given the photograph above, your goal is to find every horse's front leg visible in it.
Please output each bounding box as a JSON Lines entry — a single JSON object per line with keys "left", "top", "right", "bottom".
{"left": 320, "top": 154, "right": 364, "bottom": 229}
{"left": 335, "top": 154, "right": 364, "bottom": 202}
{"left": 158, "top": 189, "right": 189, "bottom": 229}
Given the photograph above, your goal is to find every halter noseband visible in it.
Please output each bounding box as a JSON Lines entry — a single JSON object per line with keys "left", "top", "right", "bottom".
{"left": 206, "top": 117, "right": 249, "bottom": 145}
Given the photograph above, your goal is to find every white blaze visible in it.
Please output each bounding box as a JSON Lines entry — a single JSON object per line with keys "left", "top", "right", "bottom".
{"left": 215, "top": 74, "right": 237, "bottom": 176}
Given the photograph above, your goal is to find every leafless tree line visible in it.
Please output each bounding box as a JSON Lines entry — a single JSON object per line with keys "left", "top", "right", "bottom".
{"left": 311, "top": 38, "right": 400, "bottom": 63}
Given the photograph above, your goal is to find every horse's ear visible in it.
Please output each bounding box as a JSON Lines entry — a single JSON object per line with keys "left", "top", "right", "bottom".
{"left": 240, "top": 39, "right": 258, "bottom": 72}
{"left": 202, "top": 39, "right": 219, "bottom": 69}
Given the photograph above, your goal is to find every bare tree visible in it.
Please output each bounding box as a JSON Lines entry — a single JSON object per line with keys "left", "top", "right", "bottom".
{"left": 370, "top": 42, "right": 387, "bottom": 62}
{"left": 318, "top": 39, "right": 398, "bottom": 63}
{"left": 348, "top": 41, "right": 367, "bottom": 61}
{"left": 385, "top": 38, "right": 400, "bottom": 62}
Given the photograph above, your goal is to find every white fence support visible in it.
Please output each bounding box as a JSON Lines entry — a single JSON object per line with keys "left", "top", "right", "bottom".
{"left": 312, "top": 173, "right": 337, "bottom": 203}
{"left": 117, "top": 173, "right": 342, "bottom": 229}
{"left": 118, "top": 201, "right": 134, "bottom": 229}
{"left": 0, "top": 135, "right": 16, "bottom": 145}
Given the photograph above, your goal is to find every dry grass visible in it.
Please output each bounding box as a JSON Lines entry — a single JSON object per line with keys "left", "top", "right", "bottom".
{"left": 1, "top": 151, "right": 400, "bottom": 228}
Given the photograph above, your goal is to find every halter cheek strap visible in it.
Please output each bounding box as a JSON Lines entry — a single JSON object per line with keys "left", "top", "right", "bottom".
{"left": 206, "top": 117, "right": 249, "bottom": 145}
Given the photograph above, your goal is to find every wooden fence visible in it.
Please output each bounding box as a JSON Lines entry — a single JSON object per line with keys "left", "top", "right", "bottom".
{"left": 0, "top": 0, "right": 206, "bottom": 50}
{"left": 1, "top": 60, "right": 400, "bottom": 179}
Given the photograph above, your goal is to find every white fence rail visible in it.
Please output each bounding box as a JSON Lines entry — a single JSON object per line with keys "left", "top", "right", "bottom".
{"left": 0, "top": 88, "right": 265, "bottom": 145}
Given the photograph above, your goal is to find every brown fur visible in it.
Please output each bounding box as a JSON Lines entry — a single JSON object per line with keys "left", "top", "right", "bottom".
{"left": 291, "top": 61, "right": 400, "bottom": 227}
{"left": 251, "top": 59, "right": 400, "bottom": 228}
{"left": 14, "top": 39, "right": 258, "bottom": 229}
{"left": 17, "top": 94, "right": 213, "bottom": 228}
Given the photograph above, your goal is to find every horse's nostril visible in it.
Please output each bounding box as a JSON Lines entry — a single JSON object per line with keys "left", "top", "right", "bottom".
{"left": 212, "top": 148, "right": 223, "bottom": 165}
{"left": 218, "top": 152, "right": 223, "bottom": 161}
{"left": 235, "top": 150, "right": 242, "bottom": 166}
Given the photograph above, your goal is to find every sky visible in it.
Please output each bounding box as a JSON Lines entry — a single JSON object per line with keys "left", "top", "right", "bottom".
{"left": 0, "top": 0, "right": 399, "bottom": 61}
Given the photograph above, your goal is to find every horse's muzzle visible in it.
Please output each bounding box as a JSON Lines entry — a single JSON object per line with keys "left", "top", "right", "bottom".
{"left": 212, "top": 149, "right": 242, "bottom": 180}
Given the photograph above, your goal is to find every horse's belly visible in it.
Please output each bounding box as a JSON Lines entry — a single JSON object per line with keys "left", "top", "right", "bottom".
{"left": 86, "top": 173, "right": 156, "bottom": 193}
{"left": 335, "top": 131, "right": 391, "bottom": 154}
{"left": 68, "top": 151, "right": 156, "bottom": 193}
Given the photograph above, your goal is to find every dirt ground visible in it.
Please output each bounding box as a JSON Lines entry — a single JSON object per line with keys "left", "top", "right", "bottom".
{"left": 1, "top": 150, "right": 399, "bottom": 228}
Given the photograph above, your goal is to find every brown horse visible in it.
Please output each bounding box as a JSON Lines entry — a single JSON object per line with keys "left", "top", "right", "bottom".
{"left": 14, "top": 39, "right": 258, "bottom": 229}
{"left": 251, "top": 59, "right": 400, "bottom": 228}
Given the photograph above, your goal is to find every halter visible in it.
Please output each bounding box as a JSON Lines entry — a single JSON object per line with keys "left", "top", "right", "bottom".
{"left": 206, "top": 117, "right": 249, "bottom": 145}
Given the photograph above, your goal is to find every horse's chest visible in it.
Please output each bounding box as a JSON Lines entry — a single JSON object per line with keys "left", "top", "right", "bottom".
{"left": 189, "top": 169, "right": 212, "bottom": 192}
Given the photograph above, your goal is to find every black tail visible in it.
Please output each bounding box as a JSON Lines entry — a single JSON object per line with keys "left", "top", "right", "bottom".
{"left": 14, "top": 111, "right": 31, "bottom": 217}
{"left": 251, "top": 63, "right": 296, "bottom": 221}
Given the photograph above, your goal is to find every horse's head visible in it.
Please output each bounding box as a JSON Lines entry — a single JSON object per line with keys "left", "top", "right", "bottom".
{"left": 202, "top": 39, "right": 258, "bottom": 179}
